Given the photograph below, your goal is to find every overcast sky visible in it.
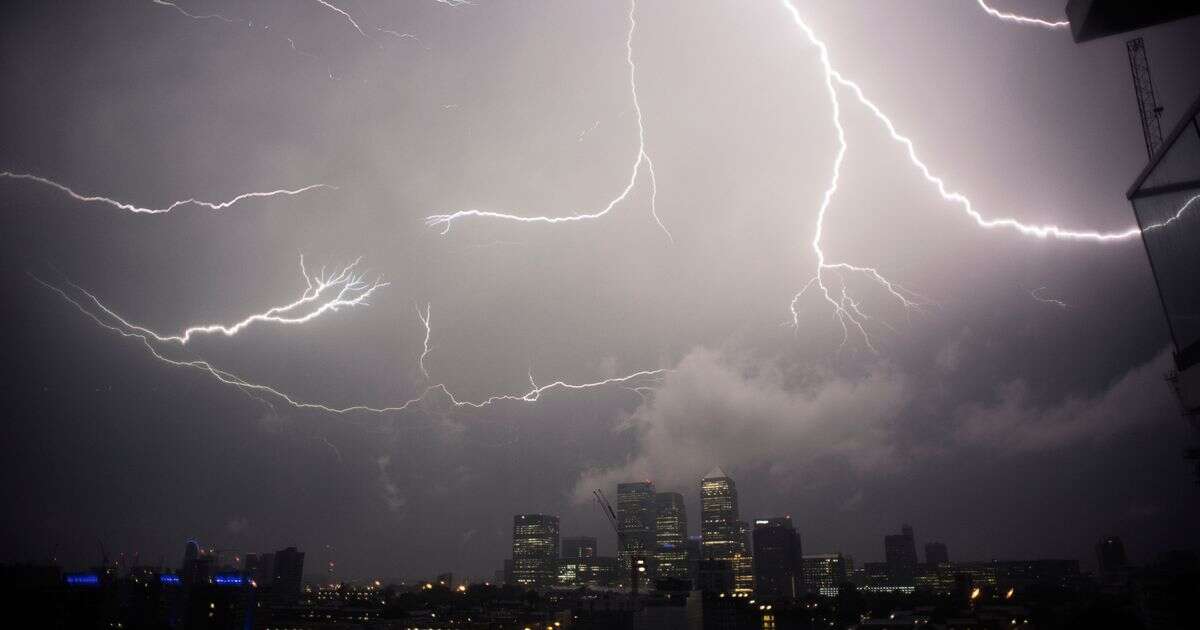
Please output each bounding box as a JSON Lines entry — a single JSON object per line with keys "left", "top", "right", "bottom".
{"left": 1, "top": 0, "right": 1199, "bottom": 581}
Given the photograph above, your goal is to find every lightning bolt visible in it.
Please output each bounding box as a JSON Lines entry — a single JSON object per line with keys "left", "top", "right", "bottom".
{"left": 314, "top": 0, "right": 369, "bottom": 39}
{"left": 424, "top": 0, "right": 672, "bottom": 243}
{"left": 1, "top": 172, "right": 333, "bottom": 215}
{"left": 151, "top": 0, "right": 239, "bottom": 23}
{"left": 1030, "top": 286, "right": 1070, "bottom": 309}
{"left": 776, "top": 0, "right": 1153, "bottom": 350}
{"left": 37, "top": 276, "right": 666, "bottom": 416}
{"left": 1142, "top": 193, "right": 1200, "bottom": 233}
{"left": 70, "top": 256, "right": 386, "bottom": 345}
{"left": 377, "top": 28, "right": 430, "bottom": 51}
{"left": 975, "top": 1, "right": 1070, "bottom": 29}
{"left": 578, "top": 120, "right": 601, "bottom": 142}
{"left": 416, "top": 302, "right": 432, "bottom": 379}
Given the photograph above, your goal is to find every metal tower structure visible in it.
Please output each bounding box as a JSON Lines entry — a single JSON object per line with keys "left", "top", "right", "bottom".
{"left": 1126, "top": 37, "right": 1165, "bottom": 160}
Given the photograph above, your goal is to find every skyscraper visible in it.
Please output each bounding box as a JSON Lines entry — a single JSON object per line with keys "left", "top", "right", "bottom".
{"left": 700, "top": 468, "right": 740, "bottom": 562}
{"left": 512, "top": 514, "right": 559, "bottom": 588}
{"left": 654, "top": 492, "right": 689, "bottom": 581}
{"left": 884, "top": 524, "right": 918, "bottom": 586}
{"left": 735, "top": 521, "right": 754, "bottom": 593}
{"left": 617, "top": 481, "right": 656, "bottom": 582}
{"left": 272, "top": 547, "right": 305, "bottom": 606}
{"left": 924, "top": 542, "right": 949, "bottom": 566}
{"left": 753, "top": 517, "right": 801, "bottom": 599}
{"left": 701, "top": 467, "right": 750, "bottom": 592}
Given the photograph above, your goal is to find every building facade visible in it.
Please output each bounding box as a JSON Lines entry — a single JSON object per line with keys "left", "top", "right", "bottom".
{"left": 752, "top": 517, "right": 801, "bottom": 599}
{"left": 802, "top": 553, "right": 850, "bottom": 596}
{"left": 654, "top": 492, "right": 690, "bottom": 581}
{"left": 924, "top": 542, "right": 949, "bottom": 566}
{"left": 512, "top": 514, "right": 560, "bottom": 588}
{"left": 884, "top": 524, "right": 918, "bottom": 586}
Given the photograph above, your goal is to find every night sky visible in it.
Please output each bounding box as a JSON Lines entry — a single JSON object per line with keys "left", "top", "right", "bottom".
{"left": 2, "top": 1, "right": 1199, "bottom": 581}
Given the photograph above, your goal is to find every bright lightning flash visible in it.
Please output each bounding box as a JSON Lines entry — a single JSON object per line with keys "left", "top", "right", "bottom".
{"left": 72, "top": 256, "right": 387, "bottom": 344}
{"left": 777, "top": 0, "right": 1155, "bottom": 350}
{"left": 38, "top": 277, "right": 666, "bottom": 417}
{"left": 424, "top": 0, "right": 672, "bottom": 243}
{"left": 1, "top": 171, "right": 332, "bottom": 215}
{"left": 975, "top": 1, "right": 1070, "bottom": 29}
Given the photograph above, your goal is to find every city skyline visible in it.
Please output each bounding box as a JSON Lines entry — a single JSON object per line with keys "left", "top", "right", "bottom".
{"left": 2, "top": 0, "right": 1200, "bottom": 589}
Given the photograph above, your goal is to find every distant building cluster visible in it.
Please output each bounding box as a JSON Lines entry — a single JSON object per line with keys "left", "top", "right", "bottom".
{"left": 0, "top": 470, "right": 1190, "bottom": 629}
{"left": 496, "top": 468, "right": 1101, "bottom": 601}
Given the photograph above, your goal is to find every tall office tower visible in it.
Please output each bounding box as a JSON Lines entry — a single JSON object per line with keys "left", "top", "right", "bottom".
{"left": 884, "top": 524, "right": 918, "bottom": 586}
{"left": 753, "top": 517, "right": 802, "bottom": 599}
{"left": 924, "top": 542, "right": 949, "bottom": 566}
{"left": 617, "top": 481, "right": 657, "bottom": 581}
{"left": 257, "top": 553, "right": 275, "bottom": 586}
{"left": 801, "top": 553, "right": 850, "bottom": 596}
{"left": 179, "top": 540, "right": 200, "bottom": 584}
{"left": 700, "top": 468, "right": 740, "bottom": 561}
{"left": 700, "top": 467, "right": 743, "bottom": 592}
{"left": 512, "top": 514, "right": 560, "bottom": 588}
{"left": 180, "top": 540, "right": 199, "bottom": 572}
{"left": 272, "top": 547, "right": 305, "bottom": 606}
{"left": 654, "top": 492, "right": 689, "bottom": 581}
{"left": 1095, "top": 537, "right": 1129, "bottom": 574}
{"left": 734, "top": 521, "right": 754, "bottom": 593}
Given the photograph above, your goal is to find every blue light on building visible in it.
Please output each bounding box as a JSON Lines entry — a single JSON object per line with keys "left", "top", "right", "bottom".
{"left": 160, "top": 574, "right": 182, "bottom": 585}
{"left": 213, "top": 573, "right": 246, "bottom": 586}
{"left": 65, "top": 573, "right": 100, "bottom": 586}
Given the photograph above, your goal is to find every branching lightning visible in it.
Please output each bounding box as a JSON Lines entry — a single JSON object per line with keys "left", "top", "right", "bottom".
{"left": 776, "top": 0, "right": 1154, "bottom": 350}
{"left": 37, "top": 276, "right": 666, "bottom": 417}
{"left": 975, "top": 1, "right": 1070, "bottom": 29}
{"left": 72, "top": 256, "right": 386, "bottom": 345}
{"left": 424, "top": 0, "right": 672, "bottom": 243}
{"left": 1, "top": 171, "right": 333, "bottom": 215}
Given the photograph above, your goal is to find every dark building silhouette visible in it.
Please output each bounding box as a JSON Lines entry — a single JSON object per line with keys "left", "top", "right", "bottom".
{"left": 1065, "top": 0, "right": 1200, "bottom": 43}
{"left": 752, "top": 516, "right": 801, "bottom": 599}
{"left": 512, "top": 514, "right": 559, "bottom": 588}
{"left": 884, "top": 524, "right": 918, "bottom": 586}
{"left": 697, "top": 559, "right": 734, "bottom": 594}
{"left": 271, "top": 546, "right": 305, "bottom": 606}
{"left": 1096, "top": 536, "right": 1129, "bottom": 574}
{"left": 924, "top": 541, "right": 949, "bottom": 566}
{"left": 1125, "top": 94, "right": 1200, "bottom": 479}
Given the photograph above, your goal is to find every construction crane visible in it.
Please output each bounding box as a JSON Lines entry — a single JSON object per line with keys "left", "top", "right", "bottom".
{"left": 593, "top": 489, "right": 646, "bottom": 596}
{"left": 1126, "top": 37, "right": 1165, "bottom": 160}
